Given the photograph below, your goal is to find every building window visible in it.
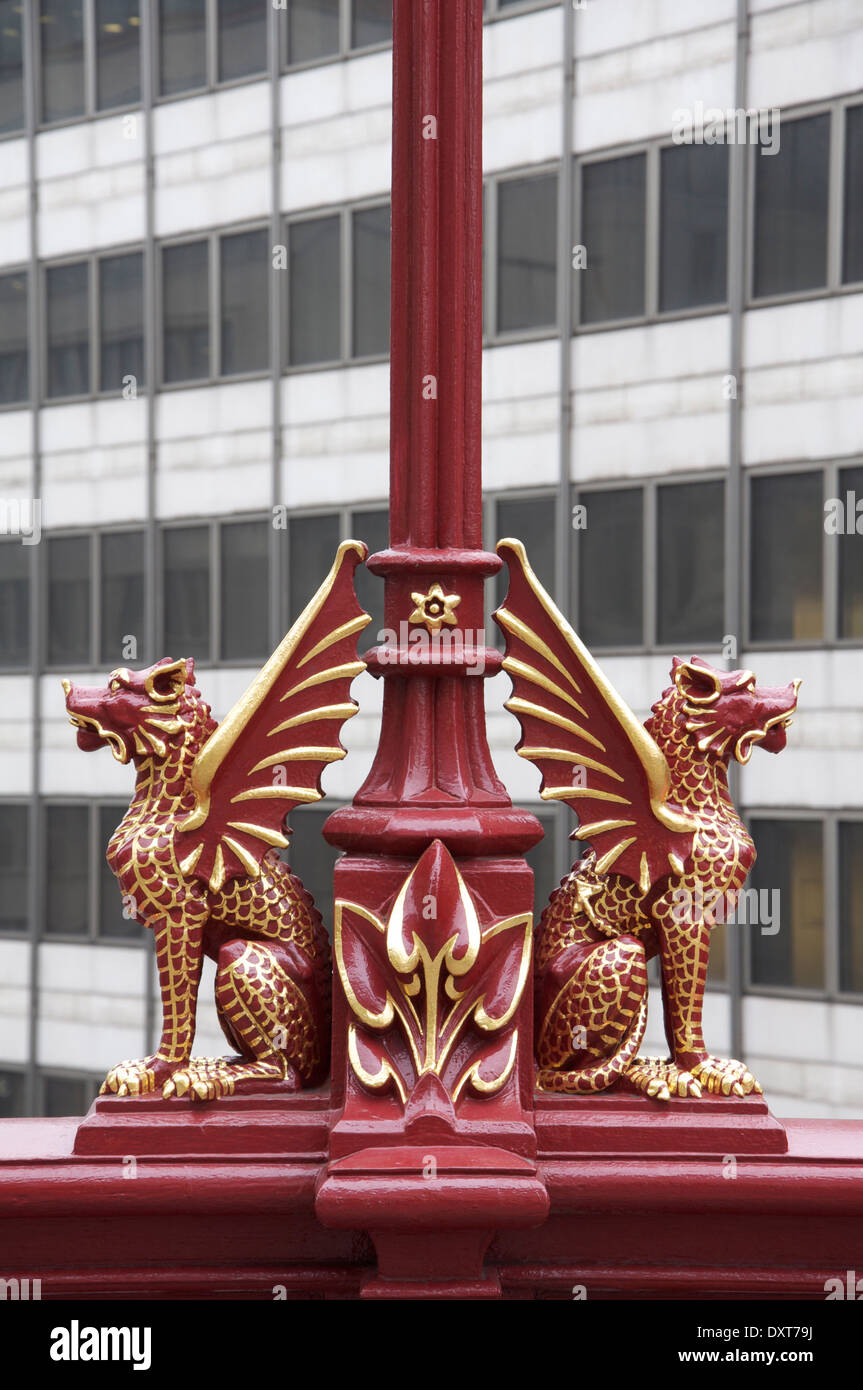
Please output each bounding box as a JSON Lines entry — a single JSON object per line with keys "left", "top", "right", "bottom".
{"left": 350, "top": 507, "right": 388, "bottom": 648}
{"left": 657, "top": 480, "right": 724, "bottom": 646}
{"left": 159, "top": 0, "right": 266, "bottom": 96}
{"left": 352, "top": 204, "right": 390, "bottom": 359}
{"left": 282, "top": 804, "right": 343, "bottom": 934}
{"left": 46, "top": 261, "right": 90, "bottom": 399}
{"left": 659, "top": 143, "right": 728, "bottom": 312}
{"left": 220, "top": 519, "right": 270, "bottom": 662}
{"left": 45, "top": 804, "right": 90, "bottom": 937}
{"left": 753, "top": 114, "right": 830, "bottom": 300}
{"left": 843, "top": 104, "right": 863, "bottom": 286}
{"left": 162, "top": 239, "right": 209, "bottom": 383}
{"left": 0, "top": 540, "right": 30, "bottom": 668}
{"left": 575, "top": 487, "right": 643, "bottom": 647}
{"left": 747, "top": 818, "right": 824, "bottom": 992}
{"left": 0, "top": 270, "right": 28, "bottom": 406}
{"left": 99, "top": 251, "right": 144, "bottom": 393}
{"left": 41, "top": 1073, "right": 99, "bottom": 1116}
{"left": 288, "top": 513, "right": 341, "bottom": 625}
{"left": 0, "top": 1070, "right": 27, "bottom": 1117}
{"left": 495, "top": 171, "right": 558, "bottom": 334}
{"left": 839, "top": 821, "right": 863, "bottom": 994}
{"left": 284, "top": 0, "right": 391, "bottom": 66}
{"left": 100, "top": 530, "right": 145, "bottom": 666}
{"left": 288, "top": 214, "right": 341, "bottom": 367}
{"left": 749, "top": 472, "right": 823, "bottom": 643}
{"left": 218, "top": 0, "right": 267, "bottom": 82}
{"left": 837, "top": 465, "right": 863, "bottom": 640}
{"left": 0, "top": 804, "right": 28, "bottom": 933}
{"left": 579, "top": 153, "right": 646, "bottom": 324}
{"left": 0, "top": 0, "right": 24, "bottom": 134}
{"left": 162, "top": 525, "right": 211, "bottom": 664}
{"left": 95, "top": 0, "right": 141, "bottom": 110}
{"left": 159, "top": 0, "right": 207, "bottom": 94}
{"left": 494, "top": 494, "right": 556, "bottom": 609}
{"left": 39, "top": 0, "right": 85, "bottom": 124}
{"left": 45, "top": 534, "right": 91, "bottom": 668}
{"left": 219, "top": 228, "right": 269, "bottom": 376}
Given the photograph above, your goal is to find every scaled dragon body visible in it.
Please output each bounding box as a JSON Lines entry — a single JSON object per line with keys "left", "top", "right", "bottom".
{"left": 496, "top": 540, "right": 800, "bottom": 1101}
{"left": 64, "top": 542, "right": 369, "bottom": 1101}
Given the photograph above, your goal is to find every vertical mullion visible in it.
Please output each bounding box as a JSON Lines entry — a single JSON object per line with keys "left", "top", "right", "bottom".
{"left": 89, "top": 801, "right": 98, "bottom": 943}
{"left": 824, "top": 814, "right": 839, "bottom": 998}
{"left": 341, "top": 0, "right": 352, "bottom": 58}
{"left": 827, "top": 102, "right": 844, "bottom": 291}
{"left": 208, "top": 0, "right": 219, "bottom": 88}
{"left": 210, "top": 232, "right": 220, "bottom": 380}
{"left": 91, "top": 530, "right": 100, "bottom": 668}
{"left": 644, "top": 141, "right": 659, "bottom": 318}
{"left": 643, "top": 480, "right": 656, "bottom": 649}
{"left": 210, "top": 520, "right": 220, "bottom": 664}
{"left": 487, "top": 178, "right": 498, "bottom": 339}
{"left": 269, "top": 1, "right": 283, "bottom": 650}
{"left": 824, "top": 460, "right": 838, "bottom": 642}
{"left": 342, "top": 208, "right": 352, "bottom": 362}
{"left": 90, "top": 253, "right": 99, "bottom": 397}
{"left": 85, "top": 0, "right": 97, "bottom": 117}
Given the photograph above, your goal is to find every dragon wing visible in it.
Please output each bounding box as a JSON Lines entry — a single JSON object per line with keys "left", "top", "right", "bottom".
{"left": 495, "top": 539, "right": 696, "bottom": 894}
{"left": 175, "top": 540, "right": 371, "bottom": 894}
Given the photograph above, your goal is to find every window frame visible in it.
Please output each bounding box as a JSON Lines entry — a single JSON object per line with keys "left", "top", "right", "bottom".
{"left": 743, "top": 462, "right": 830, "bottom": 652}
{"left": 158, "top": 221, "right": 271, "bottom": 388}
{"left": 41, "top": 524, "right": 147, "bottom": 673}
{"left": 153, "top": 0, "right": 269, "bottom": 104}
{"left": 279, "top": 0, "right": 392, "bottom": 74}
{"left": 0, "top": 798, "right": 30, "bottom": 937}
{"left": 0, "top": 263, "right": 29, "bottom": 410}
{"left": 283, "top": 196, "right": 391, "bottom": 373}
{"left": 36, "top": 0, "right": 143, "bottom": 131}
{"left": 40, "top": 797, "right": 140, "bottom": 945}
{"left": 41, "top": 243, "right": 146, "bottom": 405}
{"left": 485, "top": 162, "right": 561, "bottom": 345}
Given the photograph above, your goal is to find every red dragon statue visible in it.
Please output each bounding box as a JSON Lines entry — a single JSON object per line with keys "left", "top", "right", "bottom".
{"left": 63, "top": 541, "right": 369, "bottom": 1102}
{"left": 495, "top": 539, "right": 800, "bottom": 1102}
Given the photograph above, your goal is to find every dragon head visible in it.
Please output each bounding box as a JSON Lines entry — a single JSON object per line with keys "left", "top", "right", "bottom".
{"left": 666, "top": 656, "right": 801, "bottom": 765}
{"left": 63, "top": 657, "right": 211, "bottom": 765}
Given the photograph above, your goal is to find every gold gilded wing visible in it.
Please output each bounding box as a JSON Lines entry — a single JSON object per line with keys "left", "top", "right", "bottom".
{"left": 175, "top": 540, "right": 371, "bottom": 893}
{"left": 495, "top": 539, "right": 696, "bottom": 893}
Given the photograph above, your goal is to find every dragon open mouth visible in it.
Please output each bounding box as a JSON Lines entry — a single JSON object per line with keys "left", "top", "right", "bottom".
{"left": 65, "top": 710, "right": 131, "bottom": 763}
{"left": 735, "top": 705, "right": 797, "bottom": 764}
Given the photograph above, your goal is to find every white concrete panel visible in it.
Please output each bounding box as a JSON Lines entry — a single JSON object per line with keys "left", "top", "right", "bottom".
{"left": 280, "top": 53, "right": 392, "bottom": 212}
{"left": 281, "top": 365, "right": 390, "bottom": 509}
{"left": 41, "top": 399, "right": 148, "bottom": 528}
{"left": 749, "top": 0, "right": 863, "bottom": 111}
{"left": 37, "top": 115, "right": 147, "bottom": 257}
{"left": 483, "top": 341, "right": 560, "bottom": 489}
{"left": 484, "top": 10, "right": 562, "bottom": 172}
{"left": 0, "top": 410, "right": 32, "bottom": 461}
{"left": 0, "top": 993, "right": 29, "bottom": 1063}
{"left": 0, "top": 144, "right": 28, "bottom": 266}
{"left": 0, "top": 674, "right": 33, "bottom": 795}
{"left": 0, "top": 939, "right": 29, "bottom": 986}
{"left": 40, "top": 942, "right": 146, "bottom": 996}
{"left": 576, "top": 0, "right": 737, "bottom": 57}
{"left": 156, "top": 137, "right": 270, "bottom": 237}
{"left": 574, "top": 314, "right": 731, "bottom": 390}
{"left": 0, "top": 136, "right": 27, "bottom": 189}
{"left": 156, "top": 380, "right": 272, "bottom": 518}
{"left": 574, "top": 20, "right": 736, "bottom": 153}
{"left": 744, "top": 294, "right": 863, "bottom": 368}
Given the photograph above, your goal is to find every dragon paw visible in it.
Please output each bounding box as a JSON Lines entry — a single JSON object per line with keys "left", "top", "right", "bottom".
{"left": 162, "top": 1057, "right": 238, "bottom": 1101}
{"left": 100, "top": 1055, "right": 181, "bottom": 1098}
{"left": 624, "top": 1056, "right": 703, "bottom": 1102}
{"left": 687, "top": 1055, "right": 762, "bottom": 1098}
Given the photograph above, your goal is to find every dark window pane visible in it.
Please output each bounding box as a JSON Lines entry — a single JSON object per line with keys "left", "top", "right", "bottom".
{"left": 581, "top": 154, "right": 646, "bottom": 324}
{"left": 284, "top": 805, "right": 341, "bottom": 933}
{"left": 0, "top": 540, "right": 29, "bottom": 668}
{"left": 42, "top": 1074, "right": 94, "bottom": 1116}
{"left": 754, "top": 115, "right": 829, "bottom": 298}
{"left": 289, "top": 215, "right": 341, "bottom": 366}
{"left": 495, "top": 496, "right": 556, "bottom": 609}
{"left": 748, "top": 819, "right": 823, "bottom": 990}
{"left": 352, "top": 0, "right": 392, "bottom": 50}
{"left": 660, "top": 143, "right": 728, "bottom": 312}
{"left": 838, "top": 465, "right": 863, "bottom": 639}
{"left": 288, "top": 0, "right": 339, "bottom": 64}
{"left": 0, "top": 0, "right": 24, "bottom": 134}
{"left": 218, "top": 0, "right": 266, "bottom": 81}
{"left": 46, "top": 805, "right": 89, "bottom": 936}
{"left": 46, "top": 261, "right": 90, "bottom": 399}
{"left": 0, "top": 271, "right": 28, "bottom": 405}
{"left": 497, "top": 173, "right": 558, "bottom": 333}
{"left": 162, "top": 241, "right": 209, "bottom": 383}
{"left": 100, "top": 531, "right": 144, "bottom": 665}
{"left": 159, "top": 0, "right": 206, "bottom": 95}
{"left": 750, "top": 473, "right": 823, "bottom": 642}
{"left": 96, "top": 0, "right": 141, "bottom": 110}
{"left": 289, "top": 513, "right": 340, "bottom": 625}
{"left": 98, "top": 803, "right": 139, "bottom": 938}
{"left": 0, "top": 1070, "right": 27, "bottom": 1117}
{"left": 40, "top": 0, "right": 84, "bottom": 123}
{"left": 163, "top": 526, "right": 210, "bottom": 662}
{"left": 46, "top": 535, "right": 90, "bottom": 667}
{"left": 839, "top": 821, "right": 863, "bottom": 994}
{"left": 220, "top": 520, "right": 269, "bottom": 661}
{"left": 220, "top": 229, "right": 269, "bottom": 375}
{"left": 352, "top": 204, "right": 390, "bottom": 358}
{"left": 350, "top": 508, "right": 388, "bottom": 650}
{"left": 657, "top": 481, "right": 724, "bottom": 645}
{"left": 576, "top": 488, "right": 643, "bottom": 646}
{"left": 0, "top": 804, "right": 28, "bottom": 932}
{"left": 99, "top": 252, "right": 144, "bottom": 393}
{"left": 843, "top": 105, "right": 863, "bottom": 285}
